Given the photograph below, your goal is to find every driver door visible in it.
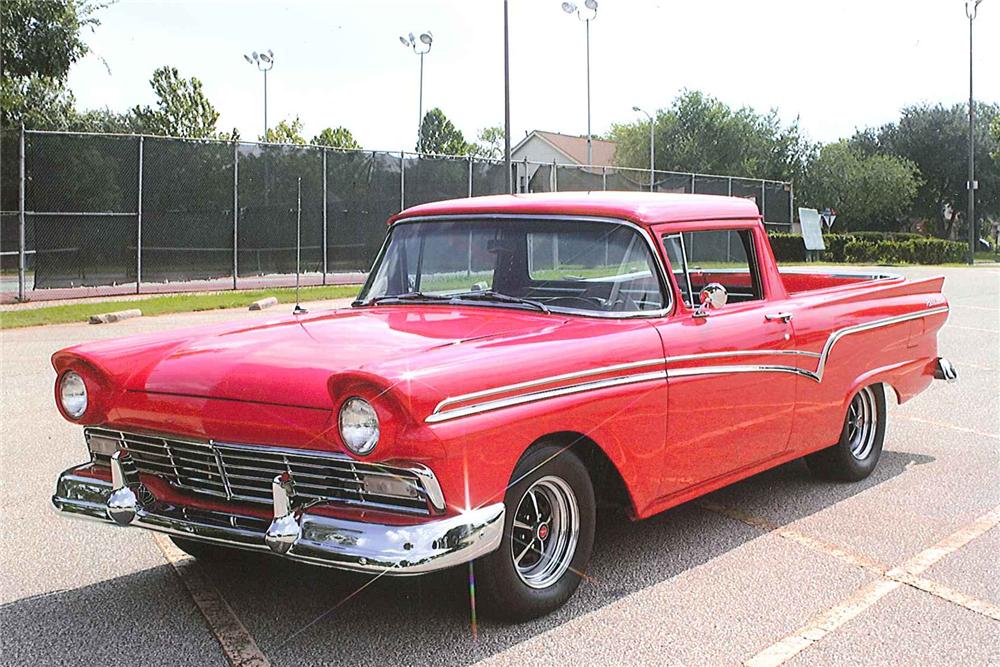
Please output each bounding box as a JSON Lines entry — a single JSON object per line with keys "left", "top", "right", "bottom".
{"left": 651, "top": 224, "right": 798, "bottom": 500}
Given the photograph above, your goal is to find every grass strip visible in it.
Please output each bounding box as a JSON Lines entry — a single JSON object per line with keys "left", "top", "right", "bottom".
{"left": 1, "top": 285, "right": 360, "bottom": 329}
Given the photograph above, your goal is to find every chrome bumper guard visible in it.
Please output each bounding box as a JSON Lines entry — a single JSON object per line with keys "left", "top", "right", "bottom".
{"left": 934, "top": 357, "right": 958, "bottom": 383}
{"left": 52, "top": 451, "right": 505, "bottom": 576}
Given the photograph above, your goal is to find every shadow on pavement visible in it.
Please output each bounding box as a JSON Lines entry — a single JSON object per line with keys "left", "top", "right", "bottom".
{"left": 3, "top": 450, "right": 932, "bottom": 667}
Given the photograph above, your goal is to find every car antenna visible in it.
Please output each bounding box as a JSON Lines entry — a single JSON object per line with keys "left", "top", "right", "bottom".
{"left": 293, "top": 176, "right": 307, "bottom": 315}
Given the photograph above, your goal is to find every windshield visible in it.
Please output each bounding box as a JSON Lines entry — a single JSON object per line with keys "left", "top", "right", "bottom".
{"left": 356, "top": 218, "right": 666, "bottom": 315}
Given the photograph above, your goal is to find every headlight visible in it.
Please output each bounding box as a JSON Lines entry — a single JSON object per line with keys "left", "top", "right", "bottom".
{"left": 60, "top": 371, "right": 88, "bottom": 418}
{"left": 339, "top": 397, "right": 379, "bottom": 455}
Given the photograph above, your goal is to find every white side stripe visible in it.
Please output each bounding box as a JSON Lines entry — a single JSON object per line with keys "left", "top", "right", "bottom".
{"left": 425, "top": 306, "right": 949, "bottom": 423}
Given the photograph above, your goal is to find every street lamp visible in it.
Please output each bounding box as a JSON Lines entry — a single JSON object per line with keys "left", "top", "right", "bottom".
{"left": 243, "top": 50, "right": 274, "bottom": 141}
{"left": 633, "top": 106, "right": 655, "bottom": 192}
{"left": 965, "top": 0, "right": 983, "bottom": 265}
{"left": 400, "top": 31, "right": 434, "bottom": 153}
{"left": 562, "top": 0, "right": 598, "bottom": 166}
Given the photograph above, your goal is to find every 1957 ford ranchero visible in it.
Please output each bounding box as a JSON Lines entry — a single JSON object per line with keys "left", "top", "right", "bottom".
{"left": 51, "top": 192, "right": 957, "bottom": 620}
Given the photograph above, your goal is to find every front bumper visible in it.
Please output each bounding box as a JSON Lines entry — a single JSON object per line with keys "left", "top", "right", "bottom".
{"left": 52, "top": 460, "right": 505, "bottom": 576}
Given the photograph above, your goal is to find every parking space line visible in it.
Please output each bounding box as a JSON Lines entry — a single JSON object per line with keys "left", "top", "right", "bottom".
{"left": 698, "top": 502, "right": 886, "bottom": 574}
{"left": 742, "top": 506, "right": 1000, "bottom": 667}
{"left": 946, "top": 324, "right": 1000, "bottom": 334}
{"left": 153, "top": 534, "right": 270, "bottom": 667}
{"left": 888, "top": 571, "right": 1000, "bottom": 621}
{"left": 896, "top": 414, "right": 1000, "bottom": 440}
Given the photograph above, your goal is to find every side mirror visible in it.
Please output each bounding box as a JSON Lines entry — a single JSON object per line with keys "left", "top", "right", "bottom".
{"left": 693, "top": 282, "right": 727, "bottom": 318}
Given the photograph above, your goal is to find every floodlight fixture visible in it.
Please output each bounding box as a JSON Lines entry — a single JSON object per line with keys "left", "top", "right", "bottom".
{"left": 562, "top": 2, "right": 576, "bottom": 13}
{"left": 585, "top": 0, "right": 598, "bottom": 10}
{"left": 419, "top": 31, "right": 433, "bottom": 45}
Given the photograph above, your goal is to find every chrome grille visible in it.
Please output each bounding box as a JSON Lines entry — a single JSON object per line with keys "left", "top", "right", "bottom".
{"left": 85, "top": 428, "right": 432, "bottom": 515}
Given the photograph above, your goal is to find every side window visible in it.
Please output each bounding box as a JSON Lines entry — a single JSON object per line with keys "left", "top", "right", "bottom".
{"left": 662, "top": 229, "right": 763, "bottom": 307}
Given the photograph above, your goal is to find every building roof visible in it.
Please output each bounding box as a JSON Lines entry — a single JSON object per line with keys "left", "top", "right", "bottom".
{"left": 513, "top": 130, "right": 618, "bottom": 167}
{"left": 393, "top": 191, "right": 762, "bottom": 227}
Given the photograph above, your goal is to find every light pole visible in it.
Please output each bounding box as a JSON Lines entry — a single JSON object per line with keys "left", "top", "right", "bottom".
{"left": 504, "top": 0, "right": 513, "bottom": 193}
{"left": 633, "top": 106, "right": 655, "bottom": 192}
{"left": 400, "top": 31, "right": 434, "bottom": 153}
{"left": 561, "top": 0, "right": 598, "bottom": 166}
{"left": 965, "top": 0, "right": 982, "bottom": 265}
{"left": 243, "top": 50, "right": 274, "bottom": 140}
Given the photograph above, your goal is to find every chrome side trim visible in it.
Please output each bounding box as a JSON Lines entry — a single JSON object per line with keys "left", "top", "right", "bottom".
{"left": 424, "top": 306, "right": 949, "bottom": 422}
{"left": 809, "top": 306, "right": 950, "bottom": 382}
{"left": 664, "top": 349, "right": 821, "bottom": 363}
{"left": 667, "top": 364, "right": 818, "bottom": 380}
{"left": 432, "top": 357, "right": 667, "bottom": 415}
{"left": 425, "top": 370, "right": 667, "bottom": 424}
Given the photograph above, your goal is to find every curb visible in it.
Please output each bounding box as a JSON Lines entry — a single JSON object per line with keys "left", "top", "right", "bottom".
{"left": 89, "top": 309, "right": 143, "bottom": 324}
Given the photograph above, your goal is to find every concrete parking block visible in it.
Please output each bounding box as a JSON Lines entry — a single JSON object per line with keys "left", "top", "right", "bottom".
{"left": 89, "top": 308, "right": 142, "bottom": 324}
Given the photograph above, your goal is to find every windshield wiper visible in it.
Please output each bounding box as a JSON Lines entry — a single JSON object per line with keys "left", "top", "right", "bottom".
{"left": 452, "top": 290, "right": 551, "bottom": 314}
{"left": 363, "top": 292, "right": 453, "bottom": 306}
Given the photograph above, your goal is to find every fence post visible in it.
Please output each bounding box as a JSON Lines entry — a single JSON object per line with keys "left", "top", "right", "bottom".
{"left": 728, "top": 176, "right": 733, "bottom": 197}
{"left": 522, "top": 157, "right": 528, "bottom": 193}
{"left": 468, "top": 155, "right": 473, "bottom": 197}
{"left": 322, "top": 148, "right": 328, "bottom": 285}
{"left": 17, "top": 125, "right": 25, "bottom": 302}
{"left": 233, "top": 142, "right": 239, "bottom": 290}
{"left": 136, "top": 136, "right": 144, "bottom": 294}
{"left": 789, "top": 181, "right": 795, "bottom": 229}
{"left": 400, "top": 151, "right": 405, "bottom": 211}
{"left": 690, "top": 173, "right": 696, "bottom": 194}
{"left": 760, "top": 181, "right": 767, "bottom": 221}
{"left": 552, "top": 159, "right": 558, "bottom": 192}
{"left": 602, "top": 166, "right": 607, "bottom": 191}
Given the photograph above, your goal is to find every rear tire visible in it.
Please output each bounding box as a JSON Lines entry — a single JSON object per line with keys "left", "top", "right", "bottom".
{"left": 477, "top": 443, "right": 596, "bottom": 621}
{"left": 806, "top": 383, "right": 886, "bottom": 482}
{"left": 169, "top": 536, "right": 251, "bottom": 562}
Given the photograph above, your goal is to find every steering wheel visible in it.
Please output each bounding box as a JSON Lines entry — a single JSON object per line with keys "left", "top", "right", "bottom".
{"left": 544, "top": 295, "right": 607, "bottom": 310}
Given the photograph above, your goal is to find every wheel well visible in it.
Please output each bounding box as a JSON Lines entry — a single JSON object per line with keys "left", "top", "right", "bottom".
{"left": 521, "top": 431, "right": 633, "bottom": 515}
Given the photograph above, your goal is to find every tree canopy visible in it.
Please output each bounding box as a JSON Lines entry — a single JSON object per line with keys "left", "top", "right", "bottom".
{"left": 261, "top": 117, "right": 306, "bottom": 144}
{"left": 610, "top": 90, "right": 810, "bottom": 183}
{"left": 131, "top": 66, "right": 220, "bottom": 139}
{"left": 872, "top": 102, "right": 999, "bottom": 238}
{"left": 470, "top": 125, "right": 505, "bottom": 160}
{"left": 312, "top": 126, "right": 361, "bottom": 150}
{"left": 0, "top": 0, "right": 106, "bottom": 128}
{"left": 798, "top": 141, "right": 921, "bottom": 232}
{"left": 418, "top": 108, "right": 472, "bottom": 155}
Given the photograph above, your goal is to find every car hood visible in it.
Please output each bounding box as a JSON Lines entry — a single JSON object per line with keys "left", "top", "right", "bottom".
{"left": 57, "top": 306, "right": 572, "bottom": 410}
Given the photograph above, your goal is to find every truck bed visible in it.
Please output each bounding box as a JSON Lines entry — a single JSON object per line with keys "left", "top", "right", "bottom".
{"left": 779, "top": 268, "right": 900, "bottom": 296}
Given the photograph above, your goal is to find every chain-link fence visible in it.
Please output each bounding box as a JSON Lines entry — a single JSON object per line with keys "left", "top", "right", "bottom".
{"left": 0, "top": 128, "right": 793, "bottom": 301}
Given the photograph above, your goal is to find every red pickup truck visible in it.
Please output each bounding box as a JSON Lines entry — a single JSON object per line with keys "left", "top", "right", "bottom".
{"left": 51, "top": 192, "right": 956, "bottom": 620}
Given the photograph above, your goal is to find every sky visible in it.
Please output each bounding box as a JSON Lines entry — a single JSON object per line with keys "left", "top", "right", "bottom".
{"left": 66, "top": 0, "right": 1000, "bottom": 150}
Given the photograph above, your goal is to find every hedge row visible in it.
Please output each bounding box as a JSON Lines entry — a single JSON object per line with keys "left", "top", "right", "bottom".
{"left": 767, "top": 232, "right": 967, "bottom": 264}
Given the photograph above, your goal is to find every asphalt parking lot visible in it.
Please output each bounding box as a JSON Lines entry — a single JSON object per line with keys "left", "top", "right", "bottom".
{"left": 1, "top": 266, "right": 997, "bottom": 666}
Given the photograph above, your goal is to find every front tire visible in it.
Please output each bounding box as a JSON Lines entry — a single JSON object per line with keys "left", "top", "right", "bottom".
{"left": 806, "top": 383, "right": 886, "bottom": 481}
{"left": 477, "top": 444, "right": 596, "bottom": 621}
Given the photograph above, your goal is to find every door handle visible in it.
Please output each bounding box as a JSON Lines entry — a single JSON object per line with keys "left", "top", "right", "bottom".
{"left": 765, "top": 312, "right": 793, "bottom": 323}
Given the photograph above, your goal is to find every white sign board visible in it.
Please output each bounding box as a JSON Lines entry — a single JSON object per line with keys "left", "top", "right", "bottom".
{"left": 798, "top": 207, "right": 825, "bottom": 251}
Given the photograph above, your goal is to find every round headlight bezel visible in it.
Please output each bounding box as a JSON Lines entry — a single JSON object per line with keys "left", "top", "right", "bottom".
{"left": 338, "top": 396, "right": 380, "bottom": 456}
{"left": 60, "top": 371, "right": 89, "bottom": 419}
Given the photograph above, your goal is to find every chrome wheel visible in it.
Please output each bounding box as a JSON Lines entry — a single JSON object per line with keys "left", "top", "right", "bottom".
{"left": 846, "top": 386, "right": 878, "bottom": 460}
{"left": 510, "top": 476, "right": 580, "bottom": 589}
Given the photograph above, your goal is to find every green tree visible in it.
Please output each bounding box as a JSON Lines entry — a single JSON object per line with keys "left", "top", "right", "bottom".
{"left": 1, "top": 0, "right": 107, "bottom": 128}
{"left": 799, "top": 141, "right": 921, "bottom": 232}
{"left": 261, "top": 117, "right": 306, "bottom": 144}
{"left": 418, "top": 107, "right": 472, "bottom": 155}
{"left": 609, "top": 90, "right": 811, "bottom": 182}
{"left": 470, "top": 125, "right": 505, "bottom": 159}
{"left": 131, "top": 66, "right": 220, "bottom": 138}
{"left": 991, "top": 116, "right": 1000, "bottom": 160}
{"left": 312, "top": 126, "right": 360, "bottom": 149}
{"left": 874, "top": 102, "right": 1000, "bottom": 239}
